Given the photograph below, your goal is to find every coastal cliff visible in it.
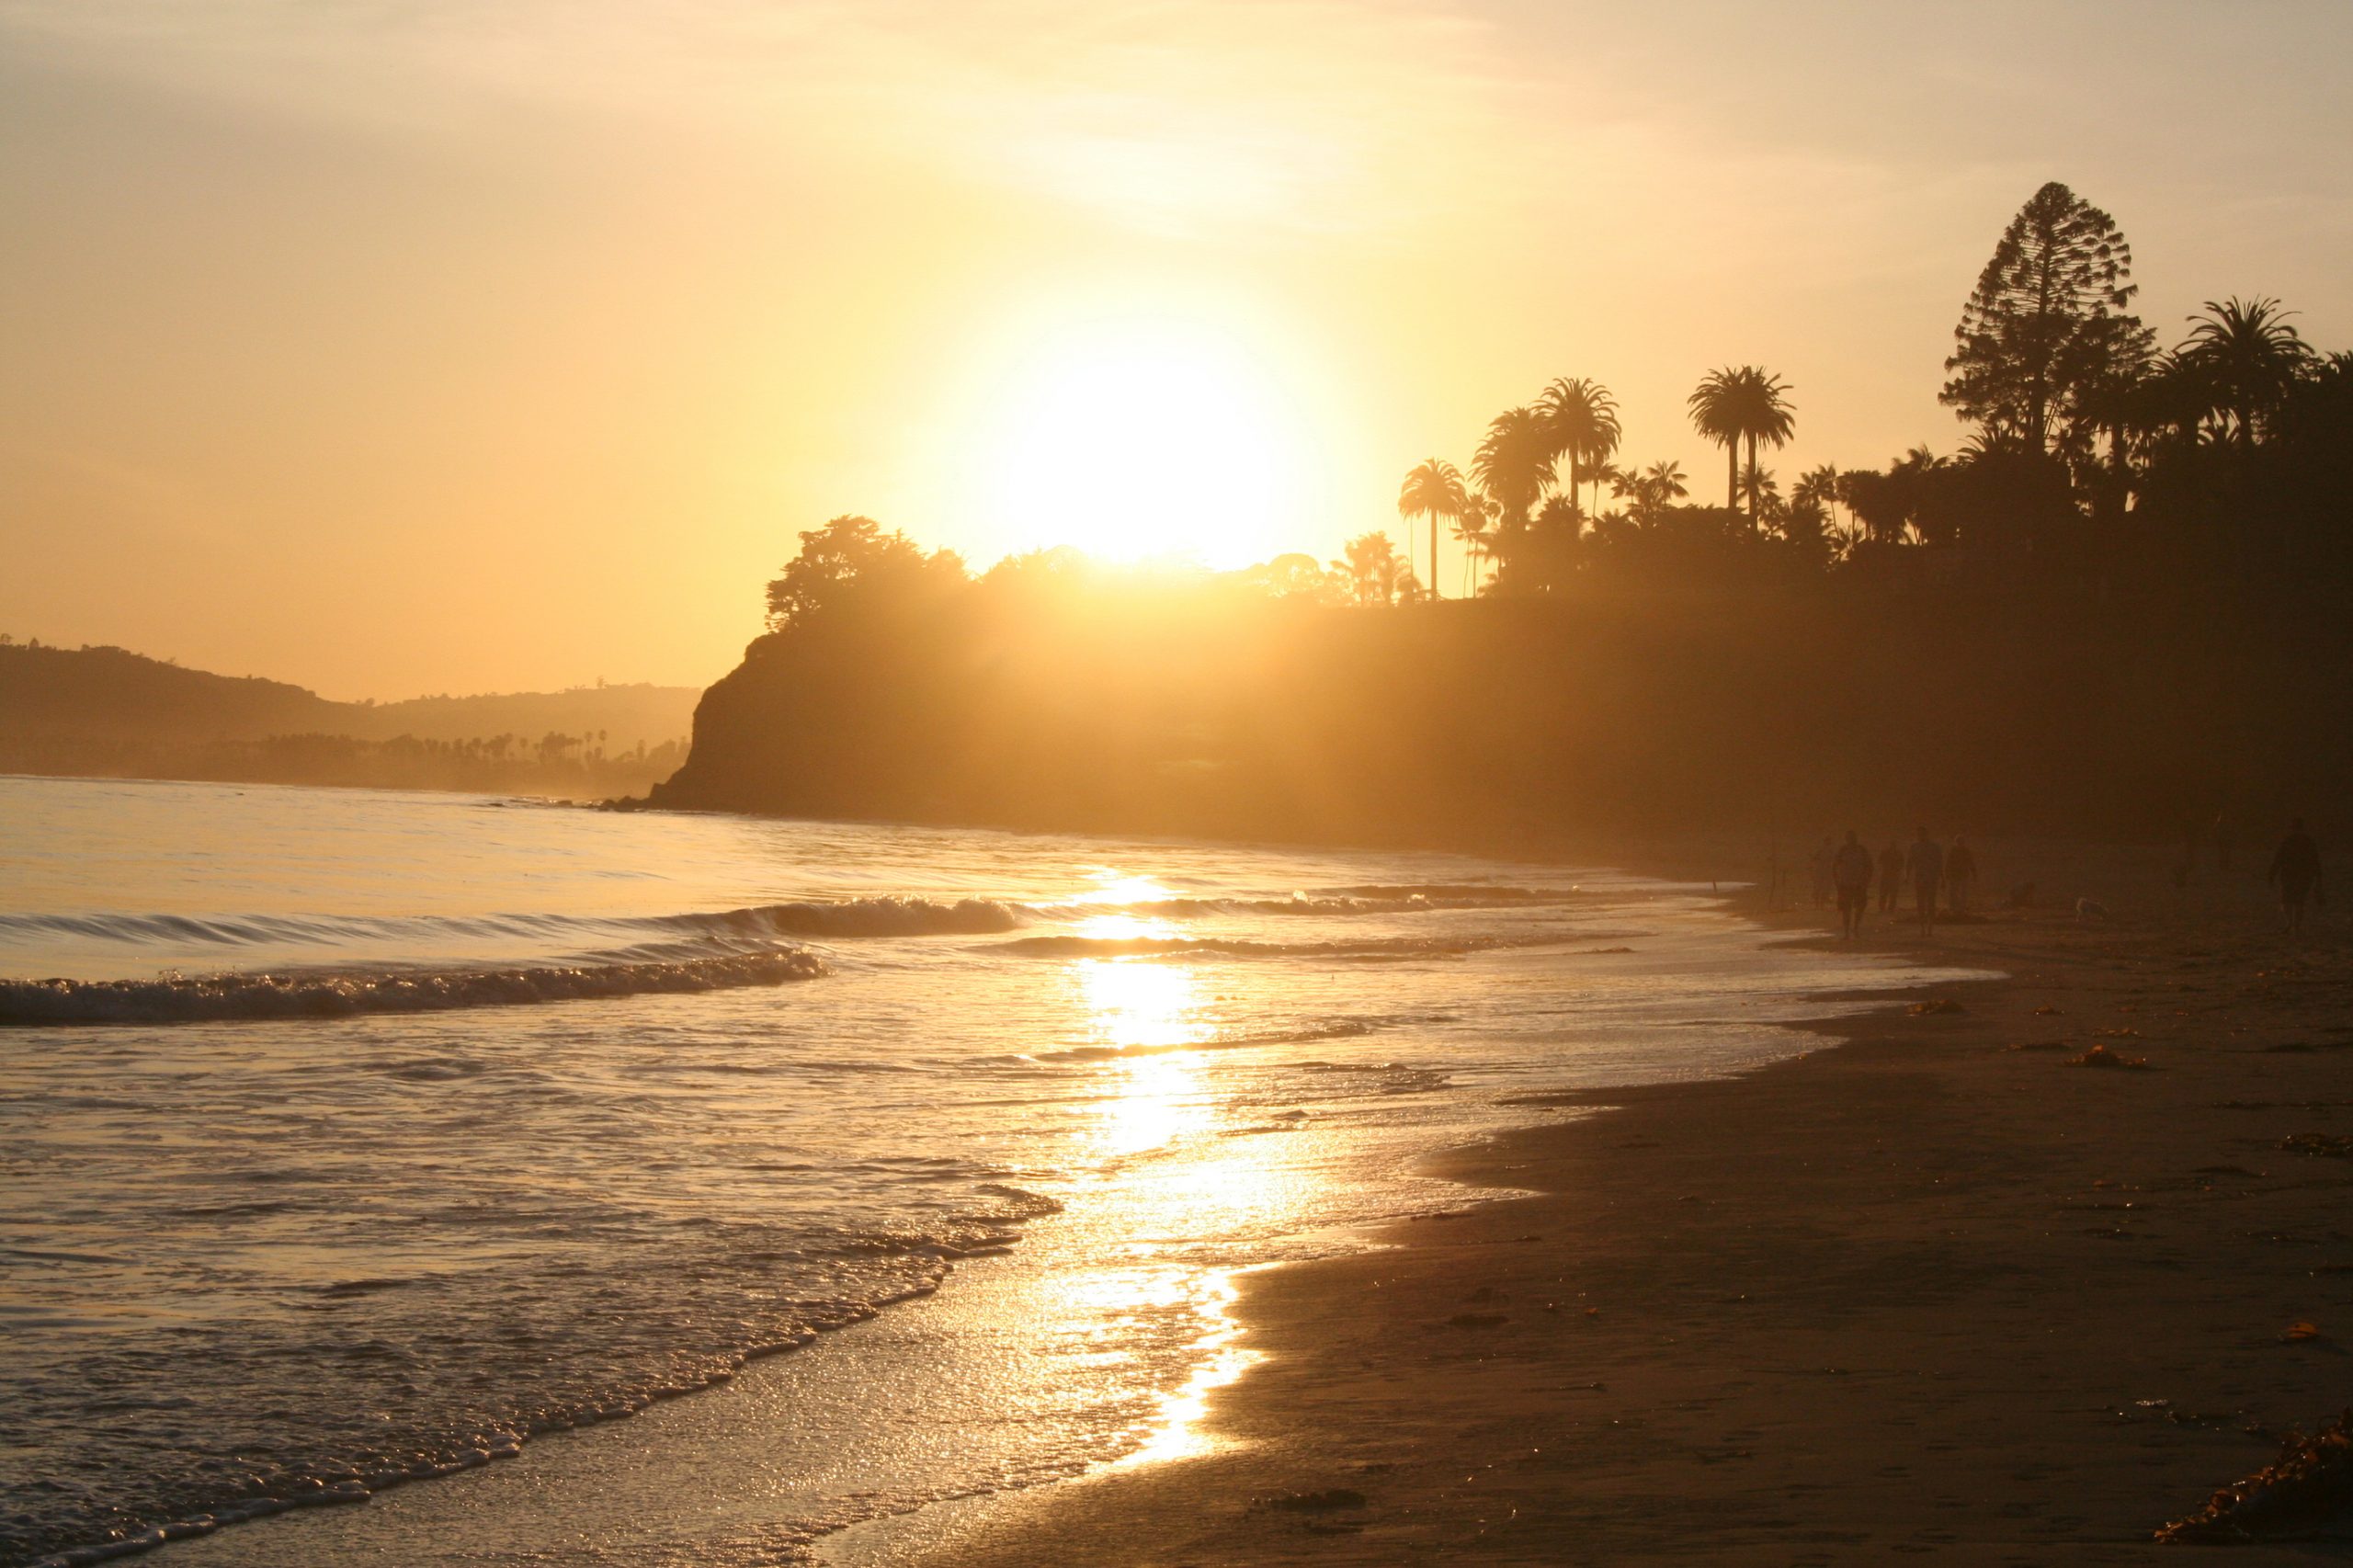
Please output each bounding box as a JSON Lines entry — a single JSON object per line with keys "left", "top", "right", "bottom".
{"left": 646, "top": 565, "right": 2344, "bottom": 847}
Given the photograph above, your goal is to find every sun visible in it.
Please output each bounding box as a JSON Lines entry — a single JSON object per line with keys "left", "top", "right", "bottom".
{"left": 951, "top": 305, "right": 1326, "bottom": 567}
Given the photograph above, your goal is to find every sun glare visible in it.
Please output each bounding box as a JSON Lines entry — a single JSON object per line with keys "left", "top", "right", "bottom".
{"left": 952, "top": 306, "right": 1327, "bottom": 567}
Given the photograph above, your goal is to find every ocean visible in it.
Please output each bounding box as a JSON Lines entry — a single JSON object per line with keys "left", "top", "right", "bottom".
{"left": 0, "top": 775, "right": 1982, "bottom": 1567}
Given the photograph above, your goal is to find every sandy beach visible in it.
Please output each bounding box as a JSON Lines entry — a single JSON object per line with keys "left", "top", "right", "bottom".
{"left": 892, "top": 842, "right": 2353, "bottom": 1565}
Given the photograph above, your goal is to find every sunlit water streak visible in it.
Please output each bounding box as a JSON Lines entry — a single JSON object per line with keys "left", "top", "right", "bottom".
{"left": 0, "top": 776, "right": 1989, "bottom": 1567}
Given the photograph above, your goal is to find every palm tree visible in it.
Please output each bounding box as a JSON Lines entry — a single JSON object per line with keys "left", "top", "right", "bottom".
{"left": 1586, "top": 460, "right": 1628, "bottom": 521}
{"left": 1472, "top": 407, "right": 1557, "bottom": 533}
{"left": 1333, "top": 530, "right": 1417, "bottom": 606}
{"left": 1537, "top": 378, "right": 1621, "bottom": 517}
{"left": 1533, "top": 493, "right": 1584, "bottom": 546}
{"left": 1792, "top": 464, "right": 1841, "bottom": 531}
{"left": 1450, "top": 502, "right": 1495, "bottom": 596}
{"left": 2178, "top": 296, "right": 2315, "bottom": 447}
{"left": 1688, "top": 369, "right": 1748, "bottom": 515}
{"left": 1615, "top": 460, "right": 1688, "bottom": 528}
{"left": 1396, "top": 459, "right": 1468, "bottom": 601}
{"left": 1456, "top": 492, "right": 1499, "bottom": 593}
{"left": 1688, "top": 367, "right": 1796, "bottom": 530}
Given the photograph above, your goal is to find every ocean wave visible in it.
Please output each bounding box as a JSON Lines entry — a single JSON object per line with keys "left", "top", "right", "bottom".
{"left": 651, "top": 896, "right": 1025, "bottom": 940}
{"left": 988, "top": 934, "right": 1510, "bottom": 960}
{"left": 0, "top": 951, "right": 827, "bottom": 1028}
{"left": 0, "top": 896, "right": 1024, "bottom": 954}
{"left": 0, "top": 885, "right": 1567, "bottom": 964}
{"left": 1048, "top": 883, "right": 1576, "bottom": 919}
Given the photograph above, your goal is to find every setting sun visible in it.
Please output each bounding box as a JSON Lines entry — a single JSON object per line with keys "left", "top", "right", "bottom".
{"left": 950, "top": 305, "right": 1329, "bottom": 566}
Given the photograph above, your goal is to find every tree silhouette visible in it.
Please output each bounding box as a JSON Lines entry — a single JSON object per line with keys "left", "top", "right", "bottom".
{"left": 2178, "top": 296, "right": 2315, "bottom": 447}
{"left": 1451, "top": 500, "right": 1495, "bottom": 596}
{"left": 767, "top": 516, "right": 967, "bottom": 631}
{"left": 1472, "top": 407, "right": 1556, "bottom": 532}
{"left": 1333, "top": 530, "right": 1418, "bottom": 606}
{"left": 1689, "top": 368, "right": 1795, "bottom": 529}
{"left": 1688, "top": 369, "right": 1746, "bottom": 512}
{"left": 1537, "top": 378, "right": 1621, "bottom": 520}
{"left": 1396, "top": 459, "right": 1468, "bottom": 602}
{"left": 1943, "top": 181, "right": 2147, "bottom": 456}
{"left": 1613, "top": 460, "right": 1688, "bottom": 528}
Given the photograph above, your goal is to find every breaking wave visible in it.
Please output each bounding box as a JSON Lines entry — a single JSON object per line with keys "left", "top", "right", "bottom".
{"left": 1047, "top": 883, "right": 1576, "bottom": 920}
{"left": 0, "top": 896, "right": 1024, "bottom": 954}
{"left": 991, "top": 933, "right": 1517, "bottom": 961}
{"left": 0, "top": 950, "right": 828, "bottom": 1028}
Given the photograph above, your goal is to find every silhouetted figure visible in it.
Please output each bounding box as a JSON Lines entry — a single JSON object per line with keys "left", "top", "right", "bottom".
{"left": 1832, "top": 829, "right": 1874, "bottom": 940}
{"left": 1878, "top": 839, "right": 1904, "bottom": 913}
{"left": 1946, "top": 835, "right": 1978, "bottom": 915}
{"left": 2268, "top": 818, "right": 2325, "bottom": 937}
{"left": 1906, "top": 826, "right": 1944, "bottom": 936}
{"left": 1810, "top": 835, "right": 1836, "bottom": 909}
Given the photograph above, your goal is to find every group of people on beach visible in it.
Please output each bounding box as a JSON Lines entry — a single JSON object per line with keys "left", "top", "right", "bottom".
{"left": 1804, "top": 819, "right": 2327, "bottom": 941}
{"left": 1813, "top": 829, "right": 1967, "bottom": 940}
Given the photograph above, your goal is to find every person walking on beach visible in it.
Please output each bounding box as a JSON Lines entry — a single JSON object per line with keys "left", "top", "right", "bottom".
{"left": 1879, "top": 838, "right": 1904, "bottom": 914}
{"left": 2268, "top": 818, "right": 2325, "bottom": 937}
{"left": 1832, "top": 830, "right": 1875, "bottom": 940}
{"left": 1906, "top": 826, "right": 1944, "bottom": 937}
{"left": 1946, "top": 835, "right": 1978, "bottom": 915}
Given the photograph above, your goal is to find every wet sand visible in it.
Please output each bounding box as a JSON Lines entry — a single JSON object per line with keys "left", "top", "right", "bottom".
{"left": 898, "top": 844, "right": 2353, "bottom": 1564}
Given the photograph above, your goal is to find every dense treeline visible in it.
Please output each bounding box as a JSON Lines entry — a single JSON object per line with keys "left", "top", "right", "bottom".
{"left": 654, "top": 182, "right": 2351, "bottom": 846}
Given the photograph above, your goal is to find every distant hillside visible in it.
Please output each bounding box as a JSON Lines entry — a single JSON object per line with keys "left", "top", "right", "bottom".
{"left": 0, "top": 641, "right": 342, "bottom": 742}
{"left": 0, "top": 639, "right": 699, "bottom": 800}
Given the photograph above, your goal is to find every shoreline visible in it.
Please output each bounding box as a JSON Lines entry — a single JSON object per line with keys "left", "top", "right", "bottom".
{"left": 39, "top": 828, "right": 2344, "bottom": 1566}
{"left": 899, "top": 845, "right": 2353, "bottom": 1564}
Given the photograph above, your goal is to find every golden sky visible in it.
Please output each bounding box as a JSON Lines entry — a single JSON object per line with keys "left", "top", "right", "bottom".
{"left": 4, "top": 1, "right": 2349, "bottom": 698}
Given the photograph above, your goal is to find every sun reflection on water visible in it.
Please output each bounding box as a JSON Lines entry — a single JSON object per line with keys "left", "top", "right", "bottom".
{"left": 1120, "top": 1268, "right": 1259, "bottom": 1466}
{"left": 1053, "top": 872, "right": 1287, "bottom": 1470}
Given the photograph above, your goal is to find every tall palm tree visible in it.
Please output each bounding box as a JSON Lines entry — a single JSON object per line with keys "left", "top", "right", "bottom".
{"left": 1537, "top": 378, "right": 1621, "bottom": 517}
{"left": 1455, "top": 492, "right": 1498, "bottom": 593}
{"left": 1688, "top": 367, "right": 1797, "bottom": 530}
{"left": 1688, "top": 369, "right": 1748, "bottom": 514}
{"left": 2178, "top": 296, "right": 2315, "bottom": 447}
{"left": 1396, "top": 459, "right": 1468, "bottom": 601}
{"left": 1450, "top": 502, "right": 1495, "bottom": 596}
{"left": 1472, "top": 406, "right": 1557, "bottom": 533}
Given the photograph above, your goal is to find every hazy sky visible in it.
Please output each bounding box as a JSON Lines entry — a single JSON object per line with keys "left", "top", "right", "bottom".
{"left": 5, "top": 1, "right": 2349, "bottom": 699}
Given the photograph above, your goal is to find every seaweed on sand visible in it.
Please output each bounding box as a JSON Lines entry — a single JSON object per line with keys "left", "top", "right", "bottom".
{"left": 2072, "top": 1044, "right": 2153, "bottom": 1070}
{"left": 2159, "top": 1410, "right": 2353, "bottom": 1541}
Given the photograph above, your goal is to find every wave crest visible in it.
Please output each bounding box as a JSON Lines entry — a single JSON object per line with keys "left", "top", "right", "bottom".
{"left": 0, "top": 951, "right": 827, "bottom": 1028}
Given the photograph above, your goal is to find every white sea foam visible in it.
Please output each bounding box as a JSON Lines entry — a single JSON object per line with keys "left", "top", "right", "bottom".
{"left": 0, "top": 950, "right": 826, "bottom": 1026}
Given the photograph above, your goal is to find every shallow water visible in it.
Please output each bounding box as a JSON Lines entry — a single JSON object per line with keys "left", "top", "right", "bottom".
{"left": 0, "top": 776, "right": 1984, "bottom": 1567}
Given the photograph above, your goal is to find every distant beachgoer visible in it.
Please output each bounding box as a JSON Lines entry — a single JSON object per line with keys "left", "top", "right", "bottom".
{"left": 1832, "top": 830, "right": 1875, "bottom": 940}
{"left": 1906, "top": 826, "right": 1944, "bottom": 936}
{"left": 2268, "top": 818, "right": 2325, "bottom": 937}
{"left": 1878, "top": 839, "right": 1904, "bottom": 913}
{"left": 1810, "top": 835, "right": 1836, "bottom": 909}
{"left": 1946, "top": 835, "right": 1978, "bottom": 915}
